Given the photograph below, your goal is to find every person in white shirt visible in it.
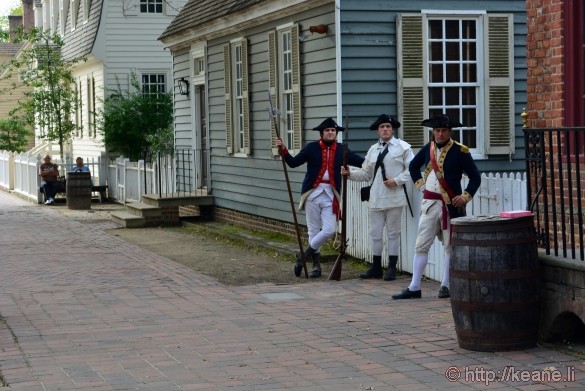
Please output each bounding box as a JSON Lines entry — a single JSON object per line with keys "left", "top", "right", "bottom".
{"left": 342, "top": 114, "right": 414, "bottom": 280}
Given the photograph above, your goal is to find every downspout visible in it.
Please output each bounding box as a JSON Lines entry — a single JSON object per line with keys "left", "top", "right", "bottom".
{"left": 335, "top": 0, "right": 343, "bottom": 141}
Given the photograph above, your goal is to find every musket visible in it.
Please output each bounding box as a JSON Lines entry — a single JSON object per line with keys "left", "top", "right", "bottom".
{"left": 328, "top": 108, "right": 349, "bottom": 281}
{"left": 267, "top": 90, "right": 308, "bottom": 279}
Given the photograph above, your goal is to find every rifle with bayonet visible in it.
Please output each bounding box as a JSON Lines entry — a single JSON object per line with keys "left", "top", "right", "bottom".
{"left": 267, "top": 90, "right": 308, "bottom": 279}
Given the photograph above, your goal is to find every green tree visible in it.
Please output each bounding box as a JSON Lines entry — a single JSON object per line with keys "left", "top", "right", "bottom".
{"left": 0, "top": 117, "right": 31, "bottom": 152}
{"left": 98, "top": 73, "right": 174, "bottom": 161}
{"left": 0, "top": 26, "right": 86, "bottom": 160}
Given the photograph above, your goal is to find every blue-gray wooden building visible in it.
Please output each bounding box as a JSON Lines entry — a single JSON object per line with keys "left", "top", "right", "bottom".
{"left": 159, "top": 0, "right": 526, "bottom": 227}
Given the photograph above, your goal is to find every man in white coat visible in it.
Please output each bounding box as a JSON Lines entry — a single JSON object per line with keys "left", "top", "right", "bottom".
{"left": 342, "top": 114, "right": 414, "bottom": 280}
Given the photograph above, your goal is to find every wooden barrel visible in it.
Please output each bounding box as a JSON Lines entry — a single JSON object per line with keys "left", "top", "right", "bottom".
{"left": 450, "top": 215, "right": 540, "bottom": 352}
{"left": 66, "top": 172, "right": 92, "bottom": 210}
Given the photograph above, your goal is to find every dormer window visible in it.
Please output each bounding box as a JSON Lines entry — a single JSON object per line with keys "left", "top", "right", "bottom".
{"left": 140, "top": 0, "right": 163, "bottom": 14}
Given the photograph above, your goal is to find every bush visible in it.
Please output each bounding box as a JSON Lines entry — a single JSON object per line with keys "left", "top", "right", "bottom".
{"left": 98, "top": 74, "right": 173, "bottom": 161}
{"left": 0, "top": 118, "right": 32, "bottom": 152}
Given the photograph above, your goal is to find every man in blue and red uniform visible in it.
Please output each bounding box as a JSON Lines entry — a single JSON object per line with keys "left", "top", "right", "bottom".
{"left": 276, "top": 117, "right": 364, "bottom": 278}
{"left": 392, "top": 114, "right": 481, "bottom": 299}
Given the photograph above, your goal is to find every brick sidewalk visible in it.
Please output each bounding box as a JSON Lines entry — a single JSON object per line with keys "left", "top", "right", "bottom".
{"left": 0, "top": 190, "right": 583, "bottom": 390}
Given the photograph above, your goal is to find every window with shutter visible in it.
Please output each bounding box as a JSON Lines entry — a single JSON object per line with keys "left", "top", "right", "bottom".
{"left": 397, "top": 12, "right": 514, "bottom": 156}
{"left": 224, "top": 39, "right": 250, "bottom": 156}
{"left": 268, "top": 24, "right": 302, "bottom": 156}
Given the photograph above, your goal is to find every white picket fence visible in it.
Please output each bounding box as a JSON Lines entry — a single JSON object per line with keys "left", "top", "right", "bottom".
{"left": 345, "top": 172, "right": 528, "bottom": 281}
{"left": 0, "top": 149, "right": 527, "bottom": 281}
{"left": 0, "top": 150, "right": 164, "bottom": 204}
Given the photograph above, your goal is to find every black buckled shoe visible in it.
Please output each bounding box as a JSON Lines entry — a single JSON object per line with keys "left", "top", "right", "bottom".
{"left": 392, "top": 288, "right": 422, "bottom": 300}
{"left": 309, "top": 269, "right": 322, "bottom": 279}
{"left": 438, "top": 286, "right": 450, "bottom": 298}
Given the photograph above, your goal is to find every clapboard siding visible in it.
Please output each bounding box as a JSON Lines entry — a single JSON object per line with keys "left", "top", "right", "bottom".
{"left": 193, "top": 4, "right": 336, "bottom": 219}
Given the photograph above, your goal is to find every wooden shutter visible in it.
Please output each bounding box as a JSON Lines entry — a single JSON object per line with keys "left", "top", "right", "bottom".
{"left": 224, "top": 44, "right": 233, "bottom": 154}
{"left": 291, "top": 24, "right": 303, "bottom": 151}
{"left": 241, "top": 39, "right": 251, "bottom": 155}
{"left": 268, "top": 31, "right": 279, "bottom": 156}
{"left": 484, "top": 14, "right": 515, "bottom": 155}
{"left": 397, "top": 14, "right": 425, "bottom": 148}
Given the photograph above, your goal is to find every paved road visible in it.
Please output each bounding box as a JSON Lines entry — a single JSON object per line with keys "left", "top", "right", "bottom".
{"left": 0, "top": 190, "right": 583, "bottom": 390}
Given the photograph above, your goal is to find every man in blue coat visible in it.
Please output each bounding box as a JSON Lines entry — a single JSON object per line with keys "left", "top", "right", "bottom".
{"left": 392, "top": 114, "right": 481, "bottom": 299}
{"left": 276, "top": 117, "right": 364, "bottom": 278}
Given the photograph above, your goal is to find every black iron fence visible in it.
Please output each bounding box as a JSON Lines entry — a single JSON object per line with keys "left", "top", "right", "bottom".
{"left": 524, "top": 127, "right": 584, "bottom": 261}
{"left": 142, "top": 148, "right": 206, "bottom": 198}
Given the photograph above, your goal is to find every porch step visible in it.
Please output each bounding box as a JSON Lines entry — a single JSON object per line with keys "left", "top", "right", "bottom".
{"left": 125, "top": 202, "right": 162, "bottom": 217}
{"left": 110, "top": 211, "right": 147, "bottom": 228}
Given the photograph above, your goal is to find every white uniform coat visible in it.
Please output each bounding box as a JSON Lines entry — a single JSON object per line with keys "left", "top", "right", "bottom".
{"left": 349, "top": 137, "right": 414, "bottom": 209}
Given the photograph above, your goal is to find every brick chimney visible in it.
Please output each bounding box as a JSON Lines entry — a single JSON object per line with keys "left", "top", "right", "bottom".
{"left": 21, "top": 0, "right": 35, "bottom": 31}
{"left": 8, "top": 15, "right": 23, "bottom": 43}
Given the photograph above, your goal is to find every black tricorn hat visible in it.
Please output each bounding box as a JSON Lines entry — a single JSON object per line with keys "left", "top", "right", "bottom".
{"left": 312, "top": 117, "right": 344, "bottom": 132}
{"left": 421, "top": 114, "right": 463, "bottom": 129}
{"left": 370, "top": 114, "right": 401, "bottom": 130}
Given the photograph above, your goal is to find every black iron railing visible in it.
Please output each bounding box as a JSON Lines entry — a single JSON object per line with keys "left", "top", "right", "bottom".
{"left": 142, "top": 148, "right": 204, "bottom": 198}
{"left": 524, "top": 127, "right": 585, "bottom": 261}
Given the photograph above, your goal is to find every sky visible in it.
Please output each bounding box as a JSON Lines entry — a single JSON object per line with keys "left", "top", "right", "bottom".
{"left": 0, "top": 0, "right": 21, "bottom": 17}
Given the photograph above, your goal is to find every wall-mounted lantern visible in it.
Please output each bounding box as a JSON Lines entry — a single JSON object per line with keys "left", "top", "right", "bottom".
{"left": 178, "top": 77, "right": 190, "bottom": 96}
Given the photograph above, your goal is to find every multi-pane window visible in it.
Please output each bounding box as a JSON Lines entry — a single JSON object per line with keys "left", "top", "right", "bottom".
{"left": 233, "top": 43, "right": 245, "bottom": 153}
{"left": 427, "top": 18, "right": 479, "bottom": 148}
{"left": 268, "top": 24, "right": 302, "bottom": 156}
{"left": 140, "top": 0, "right": 163, "bottom": 14}
{"left": 196, "top": 58, "right": 205, "bottom": 75}
{"left": 280, "top": 30, "right": 295, "bottom": 148}
{"left": 141, "top": 74, "right": 166, "bottom": 95}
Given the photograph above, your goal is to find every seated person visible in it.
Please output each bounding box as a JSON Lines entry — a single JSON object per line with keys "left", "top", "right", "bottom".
{"left": 39, "top": 154, "right": 61, "bottom": 205}
{"left": 72, "top": 156, "right": 91, "bottom": 173}
{"left": 70, "top": 156, "right": 93, "bottom": 189}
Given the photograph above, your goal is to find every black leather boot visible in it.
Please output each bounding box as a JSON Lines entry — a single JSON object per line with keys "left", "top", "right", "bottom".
{"left": 294, "top": 246, "right": 315, "bottom": 277}
{"left": 384, "top": 255, "right": 398, "bottom": 281}
{"left": 309, "top": 252, "right": 322, "bottom": 278}
{"left": 359, "top": 255, "right": 383, "bottom": 279}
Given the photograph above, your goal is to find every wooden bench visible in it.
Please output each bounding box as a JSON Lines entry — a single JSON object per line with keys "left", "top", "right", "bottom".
{"left": 40, "top": 182, "right": 108, "bottom": 203}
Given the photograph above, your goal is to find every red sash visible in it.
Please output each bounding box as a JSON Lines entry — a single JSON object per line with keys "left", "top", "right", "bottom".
{"left": 429, "top": 141, "right": 457, "bottom": 200}
{"left": 423, "top": 190, "right": 448, "bottom": 230}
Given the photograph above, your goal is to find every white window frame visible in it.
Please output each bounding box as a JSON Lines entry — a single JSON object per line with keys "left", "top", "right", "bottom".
{"left": 140, "top": 72, "right": 167, "bottom": 95}
{"left": 233, "top": 42, "right": 246, "bottom": 155}
{"left": 424, "top": 13, "right": 485, "bottom": 157}
{"left": 140, "top": 0, "right": 163, "bottom": 14}
{"left": 269, "top": 23, "right": 302, "bottom": 156}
